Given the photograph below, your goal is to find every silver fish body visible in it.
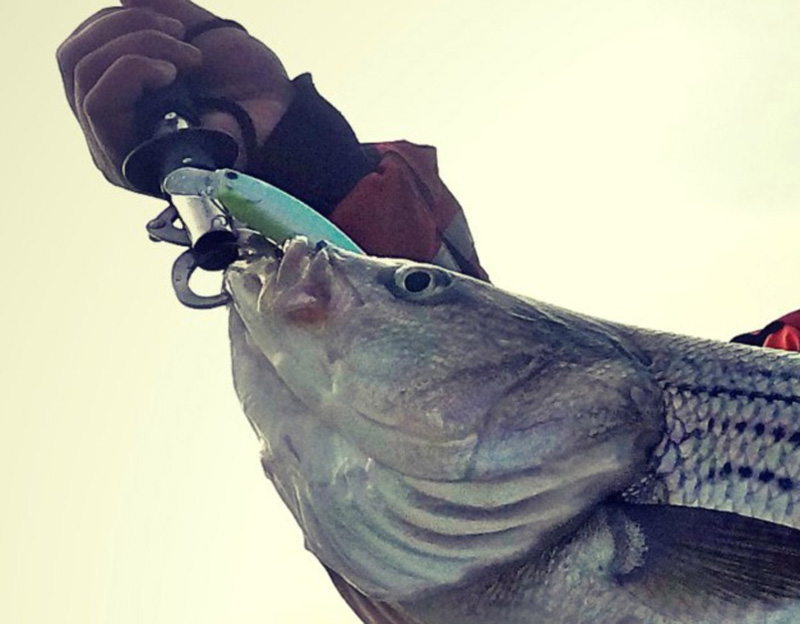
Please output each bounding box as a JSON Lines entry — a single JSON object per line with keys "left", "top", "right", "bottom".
{"left": 225, "top": 238, "right": 800, "bottom": 624}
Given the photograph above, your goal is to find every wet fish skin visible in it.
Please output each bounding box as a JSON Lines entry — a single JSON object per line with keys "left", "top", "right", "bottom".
{"left": 224, "top": 238, "right": 800, "bottom": 624}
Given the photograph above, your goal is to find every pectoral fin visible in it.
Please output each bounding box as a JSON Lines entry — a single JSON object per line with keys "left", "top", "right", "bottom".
{"left": 610, "top": 503, "right": 800, "bottom": 617}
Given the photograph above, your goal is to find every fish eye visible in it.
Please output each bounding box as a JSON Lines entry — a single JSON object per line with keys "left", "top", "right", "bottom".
{"left": 400, "top": 270, "right": 432, "bottom": 293}
{"left": 388, "top": 265, "right": 453, "bottom": 301}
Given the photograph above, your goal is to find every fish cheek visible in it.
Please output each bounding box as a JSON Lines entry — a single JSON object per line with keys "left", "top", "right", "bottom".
{"left": 472, "top": 355, "right": 665, "bottom": 482}
{"left": 330, "top": 325, "right": 427, "bottom": 423}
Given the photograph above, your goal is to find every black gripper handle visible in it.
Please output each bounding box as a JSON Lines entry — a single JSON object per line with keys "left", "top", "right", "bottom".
{"left": 122, "top": 78, "right": 239, "bottom": 196}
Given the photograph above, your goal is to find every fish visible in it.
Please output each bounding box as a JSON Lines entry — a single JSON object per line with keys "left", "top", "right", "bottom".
{"left": 224, "top": 236, "right": 800, "bottom": 624}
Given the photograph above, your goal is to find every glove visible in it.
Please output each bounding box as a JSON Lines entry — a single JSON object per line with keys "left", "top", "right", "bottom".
{"left": 57, "top": 0, "right": 294, "bottom": 189}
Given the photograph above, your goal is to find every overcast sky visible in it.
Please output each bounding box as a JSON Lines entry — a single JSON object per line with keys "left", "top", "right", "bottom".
{"left": 5, "top": 1, "right": 800, "bottom": 623}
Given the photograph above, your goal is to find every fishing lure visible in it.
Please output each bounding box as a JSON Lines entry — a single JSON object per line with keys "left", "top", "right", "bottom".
{"left": 145, "top": 166, "right": 362, "bottom": 308}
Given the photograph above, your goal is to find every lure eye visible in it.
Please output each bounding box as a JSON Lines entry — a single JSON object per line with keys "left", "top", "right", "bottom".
{"left": 389, "top": 265, "right": 453, "bottom": 301}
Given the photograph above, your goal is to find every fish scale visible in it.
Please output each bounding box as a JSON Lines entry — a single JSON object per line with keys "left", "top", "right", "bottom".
{"left": 628, "top": 330, "right": 800, "bottom": 527}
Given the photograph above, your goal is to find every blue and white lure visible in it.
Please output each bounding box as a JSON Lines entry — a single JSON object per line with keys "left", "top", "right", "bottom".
{"left": 146, "top": 166, "right": 363, "bottom": 308}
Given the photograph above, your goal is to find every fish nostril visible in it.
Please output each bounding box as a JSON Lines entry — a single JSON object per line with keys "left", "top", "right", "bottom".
{"left": 242, "top": 273, "right": 263, "bottom": 295}
{"left": 314, "top": 239, "right": 329, "bottom": 252}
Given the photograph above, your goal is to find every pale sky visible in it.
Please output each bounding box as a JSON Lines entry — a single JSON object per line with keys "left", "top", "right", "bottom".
{"left": 5, "top": 1, "right": 800, "bottom": 623}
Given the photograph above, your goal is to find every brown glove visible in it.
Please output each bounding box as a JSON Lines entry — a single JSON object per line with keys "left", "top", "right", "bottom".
{"left": 57, "top": 0, "right": 295, "bottom": 189}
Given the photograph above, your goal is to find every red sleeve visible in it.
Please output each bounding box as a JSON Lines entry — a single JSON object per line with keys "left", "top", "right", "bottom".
{"left": 731, "top": 309, "right": 800, "bottom": 352}
{"left": 763, "top": 325, "right": 800, "bottom": 351}
{"left": 329, "top": 141, "right": 489, "bottom": 281}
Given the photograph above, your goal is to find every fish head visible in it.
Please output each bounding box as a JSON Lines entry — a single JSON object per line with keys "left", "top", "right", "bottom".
{"left": 224, "top": 237, "right": 665, "bottom": 599}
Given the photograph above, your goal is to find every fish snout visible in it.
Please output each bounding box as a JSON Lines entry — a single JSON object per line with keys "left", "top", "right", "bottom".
{"left": 262, "top": 237, "right": 351, "bottom": 326}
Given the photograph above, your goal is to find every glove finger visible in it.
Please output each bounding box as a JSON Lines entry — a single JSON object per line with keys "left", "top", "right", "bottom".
{"left": 74, "top": 30, "right": 201, "bottom": 112}
{"left": 58, "top": 7, "right": 184, "bottom": 113}
{"left": 120, "top": 0, "right": 216, "bottom": 29}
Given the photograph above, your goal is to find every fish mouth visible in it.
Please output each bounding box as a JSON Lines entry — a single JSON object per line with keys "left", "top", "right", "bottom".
{"left": 228, "top": 236, "right": 360, "bottom": 327}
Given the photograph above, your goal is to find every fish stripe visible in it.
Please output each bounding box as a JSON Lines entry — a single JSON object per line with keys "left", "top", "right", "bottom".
{"left": 631, "top": 333, "right": 800, "bottom": 531}
{"left": 666, "top": 382, "right": 800, "bottom": 406}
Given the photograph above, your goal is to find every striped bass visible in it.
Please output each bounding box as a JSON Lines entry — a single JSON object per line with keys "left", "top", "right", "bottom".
{"left": 225, "top": 237, "right": 800, "bottom": 624}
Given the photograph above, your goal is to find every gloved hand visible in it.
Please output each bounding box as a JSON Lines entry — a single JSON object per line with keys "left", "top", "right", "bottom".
{"left": 57, "top": 0, "right": 295, "bottom": 189}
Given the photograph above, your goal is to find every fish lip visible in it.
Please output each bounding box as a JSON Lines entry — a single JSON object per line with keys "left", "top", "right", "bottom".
{"left": 257, "top": 237, "right": 357, "bottom": 325}
{"left": 224, "top": 236, "right": 362, "bottom": 330}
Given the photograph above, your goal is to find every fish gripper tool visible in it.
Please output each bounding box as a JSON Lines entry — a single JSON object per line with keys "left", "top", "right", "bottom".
{"left": 122, "top": 80, "right": 241, "bottom": 309}
{"left": 121, "top": 81, "right": 363, "bottom": 310}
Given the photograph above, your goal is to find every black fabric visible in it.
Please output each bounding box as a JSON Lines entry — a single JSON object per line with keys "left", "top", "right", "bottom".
{"left": 731, "top": 320, "right": 784, "bottom": 346}
{"left": 196, "top": 96, "right": 259, "bottom": 168}
{"left": 249, "top": 74, "right": 375, "bottom": 216}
